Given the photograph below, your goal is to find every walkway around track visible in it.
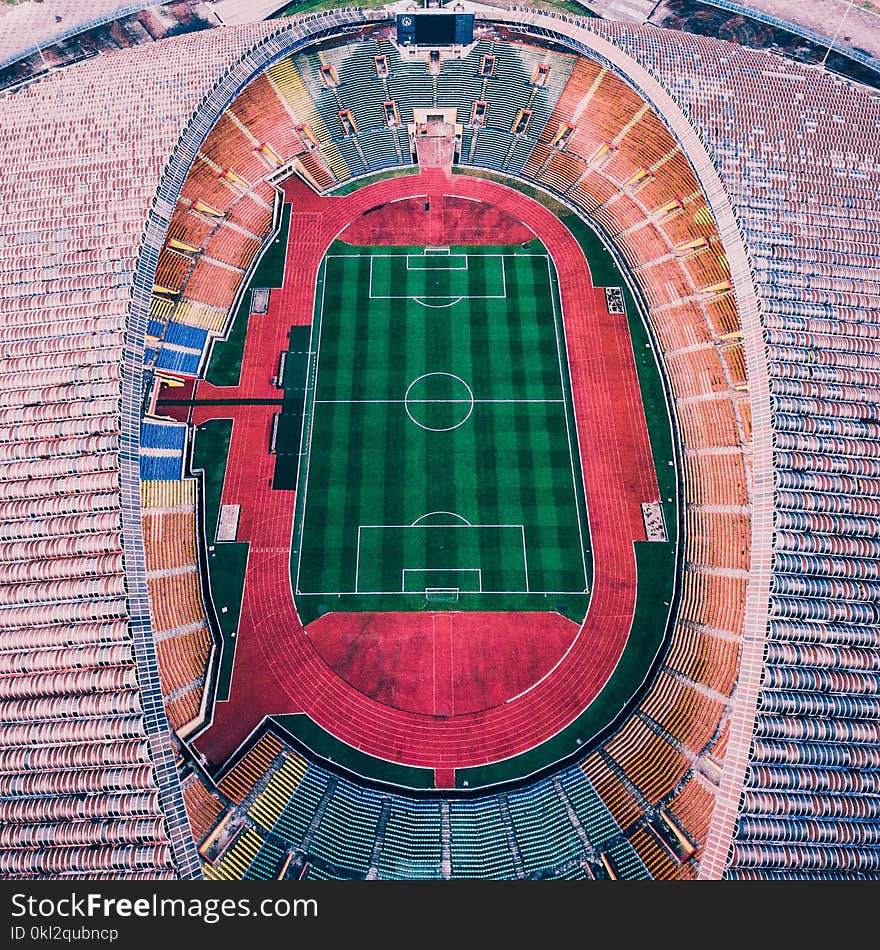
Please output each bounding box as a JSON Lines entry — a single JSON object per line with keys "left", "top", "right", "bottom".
{"left": 191, "top": 168, "right": 660, "bottom": 785}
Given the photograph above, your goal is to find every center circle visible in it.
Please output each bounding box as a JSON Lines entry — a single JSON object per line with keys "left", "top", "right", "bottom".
{"left": 403, "top": 372, "right": 475, "bottom": 432}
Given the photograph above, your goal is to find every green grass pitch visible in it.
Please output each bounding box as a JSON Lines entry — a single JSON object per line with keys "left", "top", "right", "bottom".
{"left": 290, "top": 241, "right": 591, "bottom": 624}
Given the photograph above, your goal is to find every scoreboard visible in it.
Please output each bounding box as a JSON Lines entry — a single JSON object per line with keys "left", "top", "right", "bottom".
{"left": 396, "top": 13, "right": 475, "bottom": 46}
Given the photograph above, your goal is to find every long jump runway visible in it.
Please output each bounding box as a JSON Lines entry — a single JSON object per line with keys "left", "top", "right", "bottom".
{"left": 192, "top": 168, "right": 660, "bottom": 785}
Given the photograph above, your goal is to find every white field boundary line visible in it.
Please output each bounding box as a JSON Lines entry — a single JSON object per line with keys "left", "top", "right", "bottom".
{"left": 297, "top": 250, "right": 582, "bottom": 599}
{"left": 298, "top": 590, "right": 590, "bottom": 595}
{"left": 547, "top": 254, "right": 590, "bottom": 592}
{"left": 326, "top": 253, "right": 549, "bottom": 259}
{"left": 314, "top": 398, "right": 564, "bottom": 404}
{"left": 358, "top": 522, "right": 528, "bottom": 528}
{"left": 293, "top": 256, "right": 328, "bottom": 600}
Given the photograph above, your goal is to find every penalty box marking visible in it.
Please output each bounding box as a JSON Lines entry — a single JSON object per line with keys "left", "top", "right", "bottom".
{"left": 354, "top": 523, "right": 529, "bottom": 595}
{"left": 403, "top": 568, "right": 482, "bottom": 593}
{"left": 406, "top": 254, "right": 469, "bottom": 271}
{"left": 358, "top": 251, "right": 523, "bottom": 301}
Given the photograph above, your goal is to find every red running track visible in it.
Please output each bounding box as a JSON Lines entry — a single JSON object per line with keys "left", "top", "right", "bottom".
{"left": 192, "top": 169, "right": 659, "bottom": 782}
{"left": 307, "top": 611, "right": 581, "bottom": 717}
{"left": 339, "top": 193, "right": 535, "bottom": 247}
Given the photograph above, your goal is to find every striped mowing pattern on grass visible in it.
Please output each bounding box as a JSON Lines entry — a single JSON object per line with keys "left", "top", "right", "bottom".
{"left": 291, "top": 243, "right": 591, "bottom": 622}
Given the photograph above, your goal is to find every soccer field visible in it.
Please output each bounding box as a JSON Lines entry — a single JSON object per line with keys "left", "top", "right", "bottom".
{"left": 290, "top": 241, "right": 591, "bottom": 624}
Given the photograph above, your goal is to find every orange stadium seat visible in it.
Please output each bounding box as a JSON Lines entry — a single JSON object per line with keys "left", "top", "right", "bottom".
{"left": 629, "top": 826, "right": 695, "bottom": 879}
{"left": 181, "top": 774, "right": 225, "bottom": 844}
{"left": 605, "top": 718, "right": 691, "bottom": 805}
{"left": 217, "top": 733, "right": 285, "bottom": 805}
{"left": 666, "top": 623, "right": 742, "bottom": 697}
{"left": 581, "top": 753, "right": 644, "bottom": 832}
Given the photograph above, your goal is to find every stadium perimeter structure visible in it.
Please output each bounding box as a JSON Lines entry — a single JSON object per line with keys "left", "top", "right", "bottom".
{"left": 0, "top": 3, "right": 878, "bottom": 880}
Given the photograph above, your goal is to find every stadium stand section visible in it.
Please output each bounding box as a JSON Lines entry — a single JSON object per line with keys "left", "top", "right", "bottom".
{"left": 647, "top": 0, "right": 880, "bottom": 90}
{"left": 0, "top": 7, "right": 304, "bottom": 881}
{"left": 0, "top": 1, "right": 220, "bottom": 91}
{"left": 140, "top": 478, "right": 215, "bottom": 737}
{"left": 0, "top": 3, "right": 877, "bottom": 879}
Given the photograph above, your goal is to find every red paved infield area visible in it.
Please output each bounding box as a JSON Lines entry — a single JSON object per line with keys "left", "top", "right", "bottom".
{"left": 307, "top": 611, "right": 580, "bottom": 717}
{"left": 187, "top": 170, "right": 659, "bottom": 786}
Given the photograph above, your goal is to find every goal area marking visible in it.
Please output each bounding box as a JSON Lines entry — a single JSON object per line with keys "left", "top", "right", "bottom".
{"left": 352, "top": 523, "right": 529, "bottom": 595}
{"left": 403, "top": 568, "right": 483, "bottom": 594}
{"left": 363, "top": 249, "right": 510, "bottom": 301}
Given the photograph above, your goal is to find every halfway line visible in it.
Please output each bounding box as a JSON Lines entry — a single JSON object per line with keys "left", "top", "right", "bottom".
{"left": 315, "top": 398, "right": 564, "bottom": 404}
